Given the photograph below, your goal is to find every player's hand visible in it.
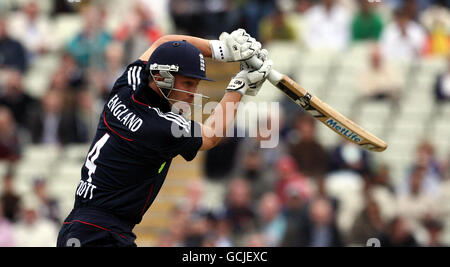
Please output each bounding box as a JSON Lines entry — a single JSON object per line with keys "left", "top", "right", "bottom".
{"left": 210, "top": 29, "right": 261, "bottom": 62}
{"left": 240, "top": 49, "right": 272, "bottom": 96}
{"left": 226, "top": 54, "right": 272, "bottom": 96}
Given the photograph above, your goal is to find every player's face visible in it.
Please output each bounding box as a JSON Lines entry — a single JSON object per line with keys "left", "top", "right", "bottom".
{"left": 170, "top": 74, "right": 201, "bottom": 104}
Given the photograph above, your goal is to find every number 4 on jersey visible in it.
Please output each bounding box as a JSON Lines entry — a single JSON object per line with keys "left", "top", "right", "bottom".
{"left": 85, "top": 133, "right": 110, "bottom": 182}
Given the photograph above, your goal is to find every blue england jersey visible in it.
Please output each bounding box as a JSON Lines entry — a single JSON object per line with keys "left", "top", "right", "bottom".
{"left": 73, "top": 59, "right": 203, "bottom": 225}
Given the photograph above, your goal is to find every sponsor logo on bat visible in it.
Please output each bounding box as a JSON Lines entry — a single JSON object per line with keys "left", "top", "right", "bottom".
{"left": 325, "top": 118, "right": 362, "bottom": 143}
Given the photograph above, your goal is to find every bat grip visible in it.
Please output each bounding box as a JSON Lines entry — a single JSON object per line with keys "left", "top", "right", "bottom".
{"left": 246, "top": 56, "right": 283, "bottom": 85}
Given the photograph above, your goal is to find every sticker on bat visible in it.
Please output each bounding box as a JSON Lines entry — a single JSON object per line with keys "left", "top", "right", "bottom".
{"left": 325, "top": 118, "right": 362, "bottom": 143}
{"left": 295, "top": 93, "right": 312, "bottom": 109}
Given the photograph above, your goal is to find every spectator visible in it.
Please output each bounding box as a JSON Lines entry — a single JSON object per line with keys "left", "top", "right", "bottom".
{"left": 242, "top": 232, "right": 268, "bottom": 247}
{"left": 279, "top": 182, "right": 309, "bottom": 247}
{"left": 351, "top": 0, "right": 384, "bottom": 42}
{"left": 349, "top": 197, "right": 384, "bottom": 246}
{"left": 50, "top": 0, "right": 78, "bottom": 16}
{"left": 316, "top": 176, "right": 339, "bottom": 212}
{"left": 203, "top": 133, "right": 242, "bottom": 211}
{"left": 398, "top": 141, "right": 443, "bottom": 196}
{"left": 170, "top": 0, "right": 207, "bottom": 37}
{"left": 213, "top": 215, "right": 234, "bottom": 247}
{"left": 49, "top": 67, "right": 74, "bottom": 94}
{"left": 242, "top": 0, "right": 277, "bottom": 40}
{"left": 380, "top": 7, "right": 427, "bottom": 63}
{"left": 76, "top": 88, "right": 101, "bottom": 141}
{"left": 242, "top": 148, "right": 263, "bottom": 182}
{"left": 203, "top": 0, "right": 233, "bottom": 38}
{"left": 12, "top": 196, "right": 59, "bottom": 247}
{"left": 378, "top": 216, "right": 419, "bottom": 247}
{"left": 184, "top": 211, "right": 210, "bottom": 247}
{"left": 396, "top": 164, "right": 438, "bottom": 238}
{"left": 8, "top": 1, "right": 53, "bottom": 61}
{"left": 0, "top": 68, "right": 38, "bottom": 128}
{"left": 184, "top": 179, "right": 209, "bottom": 216}
{"left": 328, "top": 140, "right": 374, "bottom": 177}
{"left": 434, "top": 55, "right": 450, "bottom": 103}
{"left": 287, "top": 113, "right": 328, "bottom": 181}
{"left": 356, "top": 46, "right": 403, "bottom": 107}
{"left": 115, "top": 2, "right": 162, "bottom": 63}
{"left": 292, "top": 0, "right": 312, "bottom": 14}
{"left": 86, "top": 42, "right": 126, "bottom": 104}
{"left": 0, "top": 18, "right": 27, "bottom": 73}
{"left": 103, "top": 42, "right": 127, "bottom": 98}
{"left": 256, "top": 192, "right": 287, "bottom": 247}
{"left": 303, "top": 0, "right": 351, "bottom": 51}
{"left": 274, "top": 155, "right": 312, "bottom": 205}
{"left": 415, "top": 140, "right": 444, "bottom": 178}
{"left": 66, "top": 5, "right": 112, "bottom": 70}
{"left": 258, "top": 7, "right": 297, "bottom": 44}
{"left": 298, "top": 197, "right": 344, "bottom": 247}
{"left": 0, "top": 204, "right": 15, "bottom": 246}
{"left": 28, "top": 89, "right": 89, "bottom": 145}
{"left": 236, "top": 112, "right": 286, "bottom": 198}
{"left": 223, "top": 178, "right": 257, "bottom": 241}
{"left": 32, "top": 177, "right": 61, "bottom": 225}
{"left": 0, "top": 107, "right": 21, "bottom": 161}
{"left": 158, "top": 205, "right": 189, "bottom": 247}
{"left": 197, "top": 211, "right": 234, "bottom": 247}
{"left": 204, "top": 136, "right": 241, "bottom": 180}
{"left": 0, "top": 172, "right": 21, "bottom": 223}
{"left": 57, "top": 52, "right": 86, "bottom": 92}
{"left": 420, "top": 2, "right": 450, "bottom": 57}
{"left": 422, "top": 216, "right": 445, "bottom": 247}
{"left": 436, "top": 157, "right": 450, "bottom": 220}
{"left": 372, "top": 163, "right": 396, "bottom": 193}
{"left": 222, "top": 0, "right": 248, "bottom": 33}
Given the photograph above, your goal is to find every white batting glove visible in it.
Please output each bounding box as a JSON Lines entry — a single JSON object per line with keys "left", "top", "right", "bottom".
{"left": 226, "top": 56, "right": 273, "bottom": 96}
{"left": 210, "top": 28, "right": 262, "bottom": 62}
{"left": 241, "top": 49, "right": 272, "bottom": 96}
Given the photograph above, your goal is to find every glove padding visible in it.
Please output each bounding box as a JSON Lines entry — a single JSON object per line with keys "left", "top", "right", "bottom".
{"left": 226, "top": 55, "right": 273, "bottom": 96}
{"left": 210, "top": 29, "right": 262, "bottom": 62}
{"left": 241, "top": 49, "right": 272, "bottom": 96}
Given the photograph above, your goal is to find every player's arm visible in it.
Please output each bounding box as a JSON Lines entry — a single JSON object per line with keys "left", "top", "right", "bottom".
{"left": 139, "top": 29, "right": 262, "bottom": 63}
{"left": 199, "top": 91, "right": 242, "bottom": 150}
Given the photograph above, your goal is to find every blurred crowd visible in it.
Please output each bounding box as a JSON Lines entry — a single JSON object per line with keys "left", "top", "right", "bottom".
{"left": 0, "top": 0, "right": 449, "bottom": 246}
{"left": 159, "top": 117, "right": 450, "bottom": 247}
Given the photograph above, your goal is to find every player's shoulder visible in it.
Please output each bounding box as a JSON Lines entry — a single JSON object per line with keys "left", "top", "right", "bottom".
{"left": 145, "top": 107, "right": 192, "bottom": 136}
{"left": 111, "top": 59, "right": 148, "bottom": 92}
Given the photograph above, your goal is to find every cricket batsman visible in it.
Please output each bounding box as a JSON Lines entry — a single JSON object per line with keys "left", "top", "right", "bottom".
{"left": 56, "top": 29, "right": 273, "bottom": 247}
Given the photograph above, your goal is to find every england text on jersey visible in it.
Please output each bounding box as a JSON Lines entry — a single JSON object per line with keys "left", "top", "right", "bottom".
{"left": 107, "top": 94, "right": 143, "bottom": 132}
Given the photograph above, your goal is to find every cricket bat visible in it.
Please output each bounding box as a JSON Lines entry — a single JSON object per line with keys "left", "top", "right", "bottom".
{"left": 247, "top": 57, "right": 388, "bottom": 152}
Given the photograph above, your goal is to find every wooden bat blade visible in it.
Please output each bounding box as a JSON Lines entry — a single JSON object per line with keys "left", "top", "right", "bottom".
{"left": 245, "top": 55, "right": 387, "bottom": 152}
{"left": 277, "top": 75, "right": 388, "bottom": 152}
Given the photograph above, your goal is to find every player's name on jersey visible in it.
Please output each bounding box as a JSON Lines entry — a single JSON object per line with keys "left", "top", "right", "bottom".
{"left": 107, "top": 94, "right": 143, "bottom": 132}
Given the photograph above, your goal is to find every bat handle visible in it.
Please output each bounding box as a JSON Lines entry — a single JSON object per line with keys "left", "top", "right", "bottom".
{"left": 246, "top": 56, "right": 283, "bottom": 85}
